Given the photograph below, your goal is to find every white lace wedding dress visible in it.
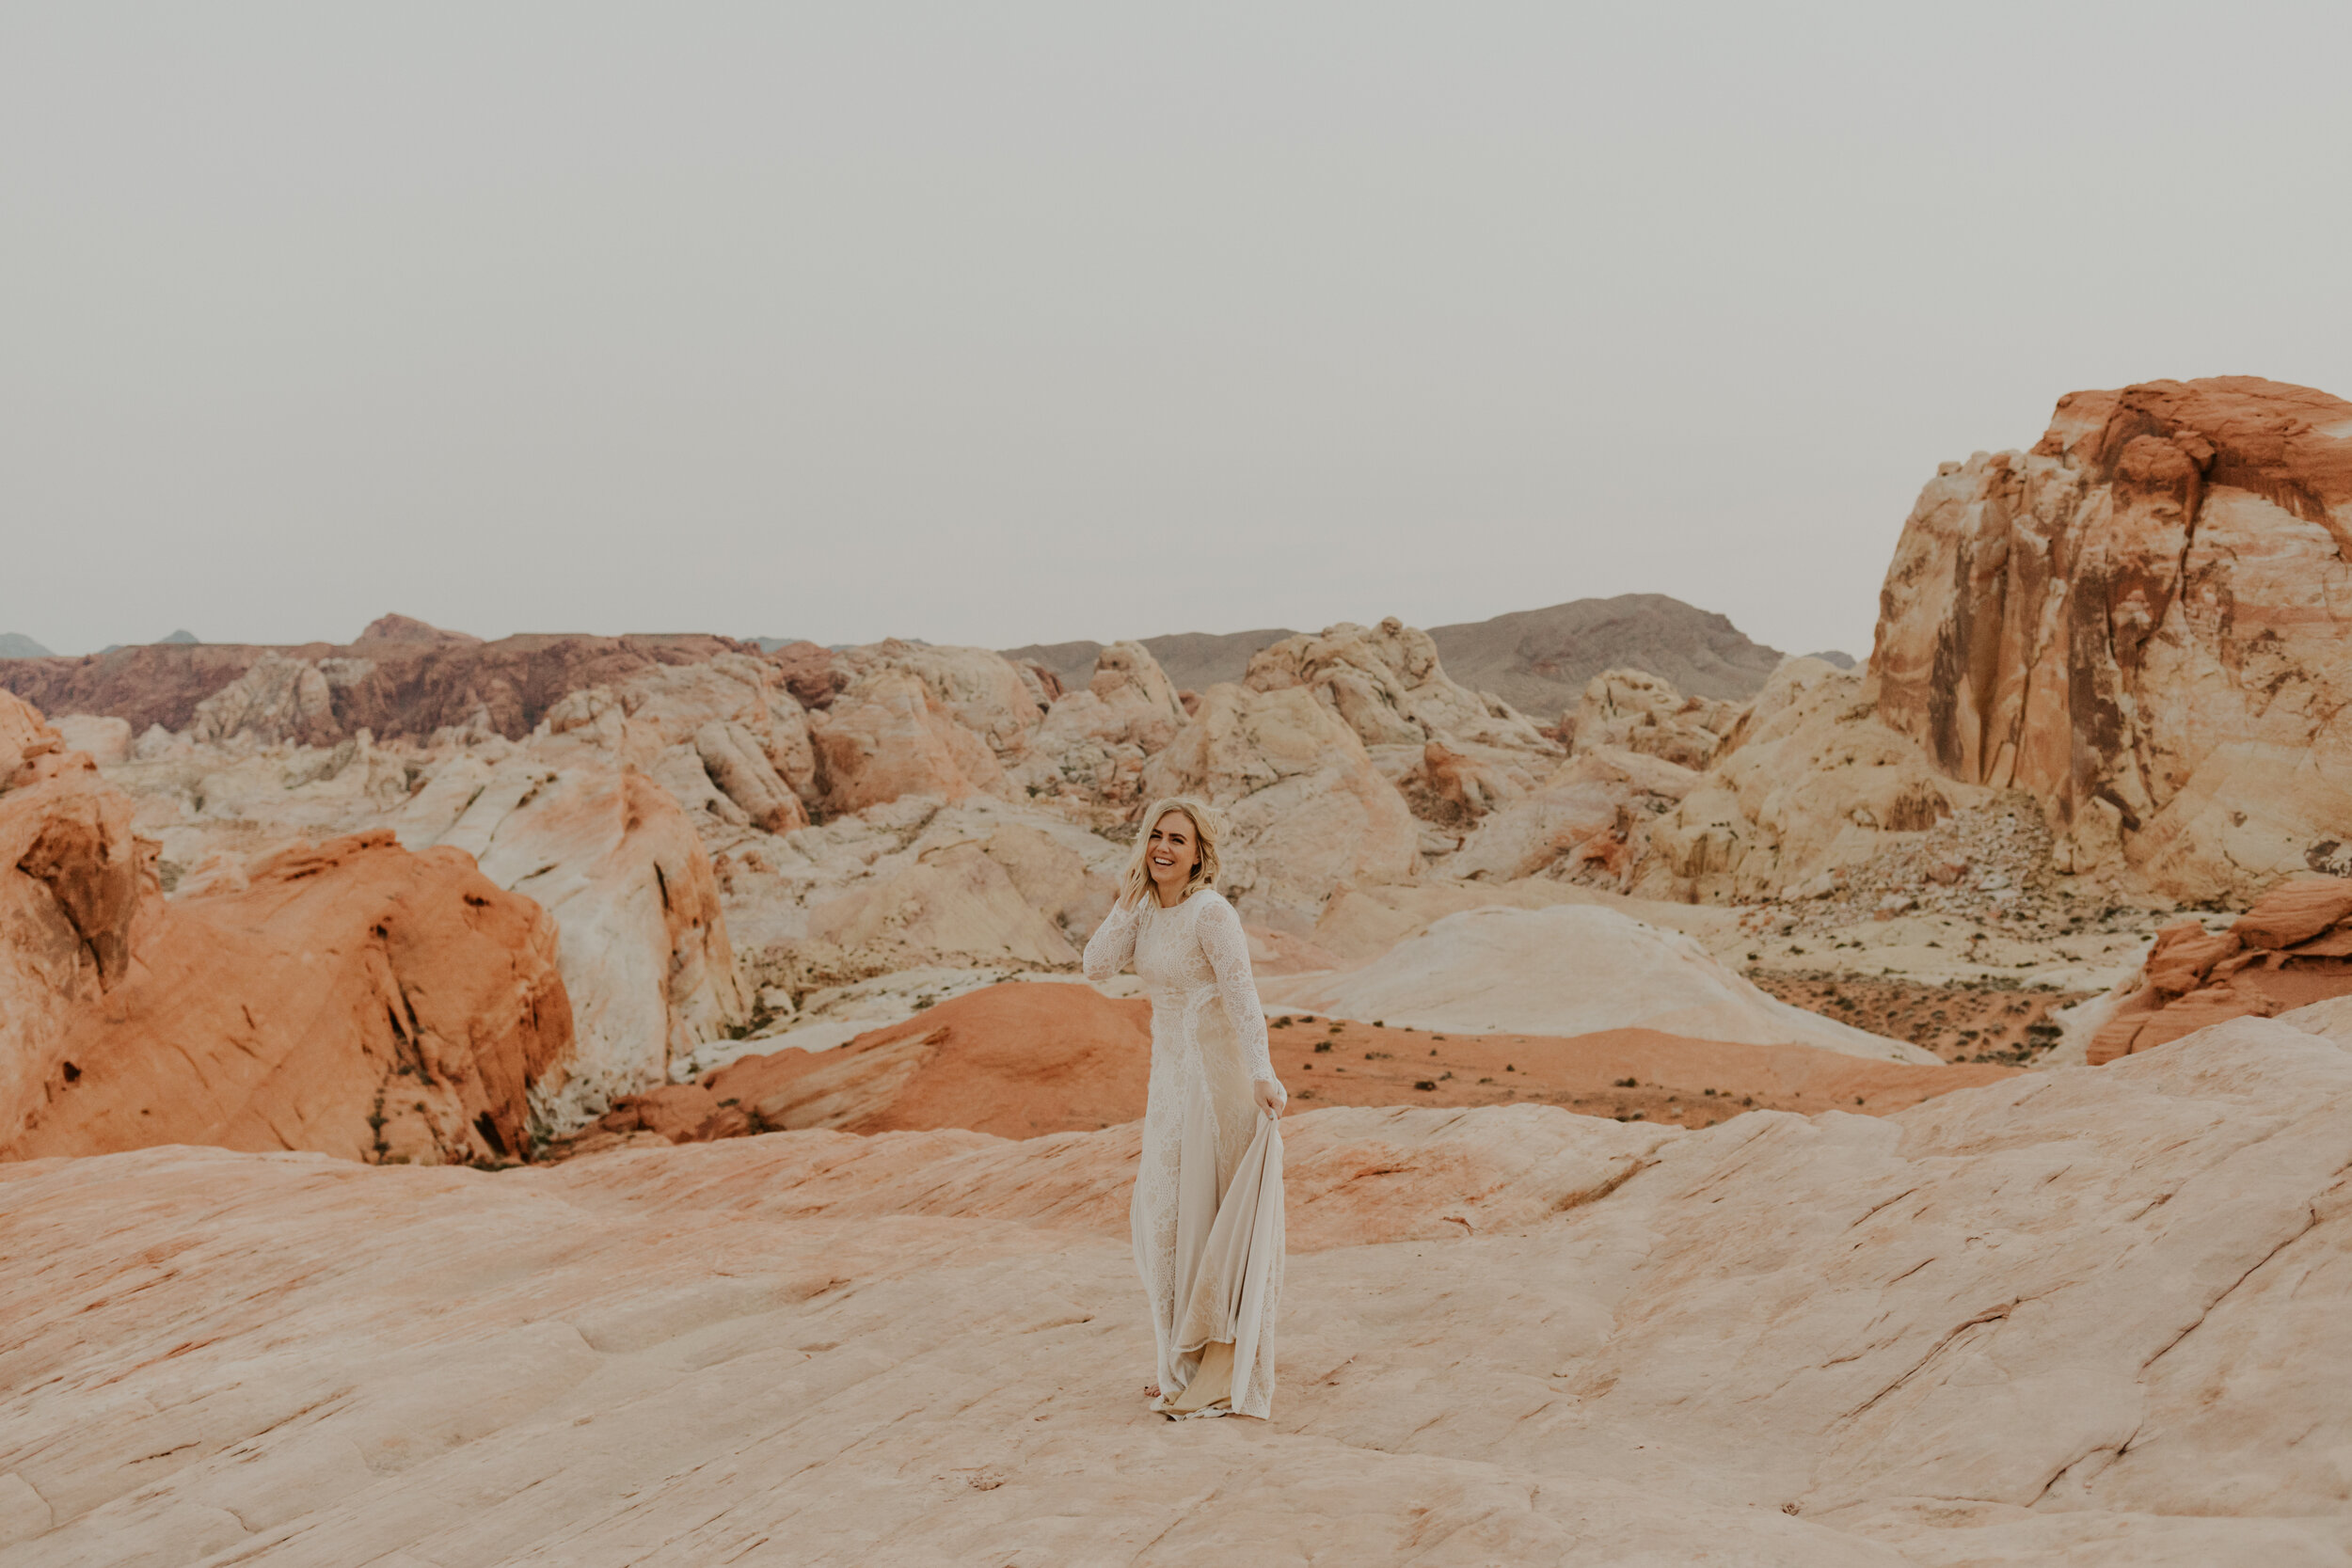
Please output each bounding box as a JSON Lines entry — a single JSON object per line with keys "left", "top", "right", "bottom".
{"left": 1084, "top": 888, "right": 1286, "bottom": 1418}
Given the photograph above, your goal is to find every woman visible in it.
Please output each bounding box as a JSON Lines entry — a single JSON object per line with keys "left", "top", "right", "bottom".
{"left": 1084, "top": 797, "right": 1287, "bottom": 1419}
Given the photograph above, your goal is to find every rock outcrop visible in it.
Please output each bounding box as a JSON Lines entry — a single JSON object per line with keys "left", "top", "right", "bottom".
{"left": 7, "top": 1006, "right": 2347, "bottom": 1562}
{"left": 1244, "top": 618, "right": 1554, "bottom": 757}
{"left": 837, "top": 641, "right": 1042, "bottom": 766}
{"left": 6, "top": 831, "right": 573, "bottom": 1166}
{"left": 0, "top": 696, "right": 146, "bottom": 1148}
{"left": 1012, "top": 641, "right": 1189, "bottom": 808}
{"left": 1634, "top": 657, "right": 1987, "bottom": 904}
{"left": 2086, "top": 876, "right": 2352, "bottom": 1064}
{"left": 1260, "top": 903, "right": 1937, "bottom": 1062}
{"left": 1137, "top": 682, "right": 1420, "bottom": 932}
{"left": 1870, "top": 376, "right": 2352, "bottom": 902}
{"left": 395, "top": 763, "right": 745, "bottom": 1125}
{"left": 807, "top": 669, "right": 1008, "bottom": 815}
{"left": 1567, "top": 668, "right": 1740, "bottom": 769}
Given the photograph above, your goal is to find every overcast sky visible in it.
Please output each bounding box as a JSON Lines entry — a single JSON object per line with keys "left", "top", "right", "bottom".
{"left": 5, "top": 3, "right": 2348, "bottom": 661}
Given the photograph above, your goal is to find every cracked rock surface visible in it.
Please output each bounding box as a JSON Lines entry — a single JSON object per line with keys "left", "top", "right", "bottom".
{"left": 5, "top": 1006, "right": 2348, "bottom": 1566}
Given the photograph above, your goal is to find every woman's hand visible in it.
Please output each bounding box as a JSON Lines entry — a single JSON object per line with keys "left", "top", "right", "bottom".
{"left": 1252, "top": 1080, "right": 1287, "bottom": 1117}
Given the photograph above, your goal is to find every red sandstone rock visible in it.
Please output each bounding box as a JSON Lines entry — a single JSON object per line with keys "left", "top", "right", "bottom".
{"left": 764, "top": 640, "right": 850, "bottom": 710}
{"left": 807, "top": 670, "right": 1006, "bottom": 814}
{"left": 5, "top": 830, "right": 575, "bottom": 1165}
{"left": 1870, "top": 377, "right": 2352, "bottom": 900}
{"left": 0, "top": 706, "right": 148, "bottom": 1149}
{"left": 2088, "top": 876, "right": 2352, "bottom": 1064}
{"left": 0, "top": 633, "right": 756, "bottom": 742}
{"left": 697, "top": 982, "right": 1153, "bottom": 1141}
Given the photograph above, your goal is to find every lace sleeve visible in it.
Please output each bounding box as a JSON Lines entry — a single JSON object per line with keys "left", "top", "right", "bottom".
{"left": 1082, "top": 895, "right": 1144, "bottom": 984}
{"left": 1197, "top": 895, "right": 1278, "bottom": 1086}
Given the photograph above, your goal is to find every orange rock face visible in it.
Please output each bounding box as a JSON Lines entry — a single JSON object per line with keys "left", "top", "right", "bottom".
{"left": 0, "top": 701, "right": 149, "bottom": 1148}
{"left": 807, "top": 670, "right": 1006, "bottom": 814}
{"left": 556, "top": 980, "right": 2010, "bottom": 1160}
{"left": 702, "top": 982, "right": 1151, "bottom": 1141}
{"left": 2089, "top": 876, "right": 2352, "bottom": 1064}
{"left": 6, "top": 830, "right": 575, "bottom": 1166}
{"left": 1870, "top": 377, "right": 2352, "bottom": 899}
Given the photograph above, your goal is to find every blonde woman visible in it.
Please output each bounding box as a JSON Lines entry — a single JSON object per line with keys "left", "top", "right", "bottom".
{"left": 1084, "top": 796, "right": 1287, "bottom": 1419}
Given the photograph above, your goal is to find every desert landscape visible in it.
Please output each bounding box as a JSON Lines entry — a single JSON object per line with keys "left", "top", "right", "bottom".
{"left": 2, "top": 375, "right": 2349, "bottom": 1562}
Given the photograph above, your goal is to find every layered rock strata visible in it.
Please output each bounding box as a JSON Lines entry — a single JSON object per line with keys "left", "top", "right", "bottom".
{"left": 2087, "top": 876, "right": 2352, "bottom": 1064}
{"left": 1870, "top": 376, "right": 2352, "bottom": 901}
{"left": 5, "top": 1006, "right": 2347, "bottom": 1562}
{"left": 8, "top": 831, "right": 573, "bottom": 1165}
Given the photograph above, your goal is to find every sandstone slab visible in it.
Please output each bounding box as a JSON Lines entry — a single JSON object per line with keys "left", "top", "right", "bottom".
{"left": 5, "top": 1012, "right": 2347, "bottom": 1563}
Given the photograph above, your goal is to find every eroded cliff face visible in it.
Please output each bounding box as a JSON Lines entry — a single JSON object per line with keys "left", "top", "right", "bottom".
{"left": 1869, "top": 376, "right": 2352, "bottom": 901}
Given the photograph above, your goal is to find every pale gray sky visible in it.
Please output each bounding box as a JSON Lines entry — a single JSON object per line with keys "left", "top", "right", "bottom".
{"left": 5, "top": 3, "right": 2348, "bottom": 660}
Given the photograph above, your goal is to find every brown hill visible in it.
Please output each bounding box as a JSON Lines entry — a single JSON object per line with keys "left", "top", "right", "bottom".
{"left": 1425, "top": 592, "right": 1787, "bottom": 714}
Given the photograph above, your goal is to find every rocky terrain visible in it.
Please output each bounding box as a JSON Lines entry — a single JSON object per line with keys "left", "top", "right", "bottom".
{"left": 1871, "top": 377, "right": 2352, "bottom": 904}
{"left": 5, "top": 1001, "right": 2348, "bottom": 1565}
{"left": 7, "top": 376, "right": 2352, "bottom": 1561}
{"left": 996, "top": 591, "right": 1793, "bottom": 721}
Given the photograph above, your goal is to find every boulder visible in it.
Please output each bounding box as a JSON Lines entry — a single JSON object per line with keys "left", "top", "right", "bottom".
{"left": 1870, "top": 376, "right": 2352, "bottom": 901}
{"left": 692, "top": 981, "right": 1152, "bottom": 1141}
{"left": 0, "top": 704, "right": 146, "bottom": 1148}
{"left": 839, "top": 640, "right": 1042, "bottom": 763}
{"left": 396, "top": 762, "right": 745, "bottom": 1127}
{"left": 186, "top": 652, "right": 340, "bottom": 746}
{"left": 1568, "top": 668, "right": 1739, "bottom": 769}
{"left": 1443, "top": 746, "right": 1704, "bottom": 886}
{"left": 1634, "top": 658, "right": 1985, "bottom": 904}
{"left": 1259, "top": 903, "right": 1936, "bottom": 1062}
{"left": 808, "top": 670, "right": 1007, "bottom": 816}
{"left": 1247, "top": 618, "right": 1559, "bottom": 752}
{"left": 692, "top": 719, "right": 808, "bottom": 833}
{"left": 1137, "top": 682, "right": 1420, "bottom": 932}
{"left": 5, "top": 831, "right": 572, "bottom": 1165}
{"left": 1012, "top": 641, "right": 1188, "bottom": 806}
{"left": 2086, "top": 875, "right": 2352, "bottom": 1064}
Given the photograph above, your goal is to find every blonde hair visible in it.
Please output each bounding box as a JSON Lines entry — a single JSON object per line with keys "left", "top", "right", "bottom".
{"left": 1121, "top": 796, "right": 1224, "bottom": 907}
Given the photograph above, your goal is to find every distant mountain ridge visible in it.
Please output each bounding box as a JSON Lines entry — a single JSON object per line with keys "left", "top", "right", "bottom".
{"left": 8, "top": 597, "right": 1817, "bottom": 735}
{"left": 1002, "top": 594, "right": 1796, "bottom": 710}
{"left": 0, "top": 633, "right": 53, "bottom": 659}
{"left": 1425, "top": 594, "right": 1789, "bottom": 713}
{"left": 1001, "top": 628, "right": 1296, "bottom": 695}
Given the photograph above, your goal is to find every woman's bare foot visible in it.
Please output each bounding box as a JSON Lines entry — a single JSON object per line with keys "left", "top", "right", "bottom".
{"left": 1143, "top": 1383, "right": 1161, "bottom": 1400}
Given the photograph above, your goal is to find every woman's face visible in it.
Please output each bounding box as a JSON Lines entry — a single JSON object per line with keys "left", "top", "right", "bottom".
{"left": 1146, "top": 811, "right": 1200, "bottom": 896}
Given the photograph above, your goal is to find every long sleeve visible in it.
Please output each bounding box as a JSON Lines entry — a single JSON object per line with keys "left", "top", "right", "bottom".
{"left": 1083, "top": 895, "right": 1145, "bottom": 984}
{"left": 1196, "top": 895, "right": 1279, "bottom": 1087}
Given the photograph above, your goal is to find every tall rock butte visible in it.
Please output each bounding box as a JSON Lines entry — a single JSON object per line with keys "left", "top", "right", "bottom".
{"left": 1869, "top": 376, "right": 2352, "bottom": 902}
